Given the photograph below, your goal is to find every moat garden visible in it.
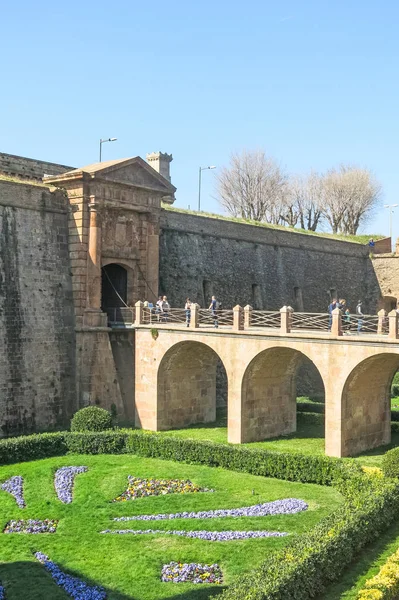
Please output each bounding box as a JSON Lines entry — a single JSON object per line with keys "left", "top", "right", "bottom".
{"left": 2, "top": 399, "right": 399, "bottom": 599}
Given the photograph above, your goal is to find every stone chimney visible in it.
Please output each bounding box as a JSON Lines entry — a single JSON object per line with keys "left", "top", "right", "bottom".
{"left": 146, "top": 151, "right": 173, "bottom": 182}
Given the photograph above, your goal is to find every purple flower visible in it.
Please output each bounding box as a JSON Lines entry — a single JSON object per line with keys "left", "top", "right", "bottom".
{"left": 101, "top": 529, "right": 288, "bottom": 541}
{"left": 54, "top": 466, "right": 87, "bottom": 504}
{"left": 0, "top": 583, "right": 5, "bottom": 599}
{"left": 161, "top": 561, "right": 223, "bottom": 584}
{"left": 114, "top": 498, "right": 308, "bottom": 522}
{"left": 35, "top": 552, "right": 106, "bottom": 599}
{"left": 1, "top": 476, "right": 25, "bottom": 508}
{"left": 4, "top": 519, "right": 58, "bottom": 534}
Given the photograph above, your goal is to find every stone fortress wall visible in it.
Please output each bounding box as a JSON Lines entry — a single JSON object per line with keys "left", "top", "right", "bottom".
{"left": 0, "top": 179, "right": 76, "bottom": 436}
{"left": 0, "top": 150, "right": 397, "bottom": 435}
{"left": 159, "top": 209, "right": 380, "bottom": 314}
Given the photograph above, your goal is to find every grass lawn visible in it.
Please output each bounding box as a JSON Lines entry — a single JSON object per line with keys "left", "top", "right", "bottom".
{"left": 158, "top": 405, "right": 399, "bottom": 467}
{"left": 0, "top": 454, "right": 342, "bottom": 600}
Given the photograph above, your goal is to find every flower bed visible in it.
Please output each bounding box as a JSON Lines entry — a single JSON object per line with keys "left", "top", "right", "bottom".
{"left": 4, "top": 519, "right": 58, "bottom": 534}
{"left": 357, "top": 546, "right": 399, "bottom": 600}
{"left": 54, "top": 466, "right": 87, "bottom": 504}
{"left": 112, "top": 476, "right": 212, "bottom": 502}
{"left": 161, "top": 561, "right": 223, "bottom": 584}
{"left": 1, "top": 476, "right": 25, "bottom": 508}
{"left": 35, "top": 552, "right": 106, "bottom": 599}
{"left": 101, "top": 529, "right": 288, "bottom": 541}
{"left": 114, "top": 498, "right": 308, "bottom": 522}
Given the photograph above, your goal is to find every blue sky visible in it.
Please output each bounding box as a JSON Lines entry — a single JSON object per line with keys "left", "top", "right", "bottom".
{"left": 1, "top": 0, "right": 399, "bottom": 239}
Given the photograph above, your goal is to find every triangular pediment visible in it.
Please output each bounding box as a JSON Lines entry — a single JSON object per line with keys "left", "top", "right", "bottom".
{"left": 43, "top": 156, "right": 176, "bottom": 196}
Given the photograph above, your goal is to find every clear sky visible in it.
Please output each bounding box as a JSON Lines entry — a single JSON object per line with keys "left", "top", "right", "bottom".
{"left": 1, "top": 1, "right": 399, "bottom": 240}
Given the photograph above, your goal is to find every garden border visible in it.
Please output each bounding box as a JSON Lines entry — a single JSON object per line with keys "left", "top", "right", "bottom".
{"left": 0, "top": 430, "right": 399, "bottom": 600}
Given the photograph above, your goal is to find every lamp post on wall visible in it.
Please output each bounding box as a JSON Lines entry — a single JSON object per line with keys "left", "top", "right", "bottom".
{"left": 198, "top": 165, "right": 216, "bottom": 212}
{"left": 99, "top": 137, "right": 117, "bottom": 162}
{"left": 384, "top": 203, "right": 398, "bottom": 250}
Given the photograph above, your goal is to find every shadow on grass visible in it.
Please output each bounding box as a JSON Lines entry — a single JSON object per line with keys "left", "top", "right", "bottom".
{"left": 0, "top": 561, "right": 225, "bottom": 600}
{"left": 320, "top": 519, "right": 399, "bottom": 599}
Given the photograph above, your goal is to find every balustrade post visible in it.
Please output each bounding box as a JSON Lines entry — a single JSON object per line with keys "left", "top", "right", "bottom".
{"left": 134, "top": 301, "right": 144, "bottom": 325}
{"left": 233, "top": 305, "right": 244, "bottom": 331}
{"left": 377, "top": 309, "right": 387, "bottom": 335}
{"left": 189, "top": 303, "right": 199, "bottom": 329}
{"left": 244, "top": 304, "right": 253, "bottom": 328}
{"left": 280, "top": 306, "right": 293, "bottom": 334}
{"left": 331, "top": 307, "right": 342, "bottom": 336}
{"left": 388, "top": 309, "right": 399, "bottom": 340}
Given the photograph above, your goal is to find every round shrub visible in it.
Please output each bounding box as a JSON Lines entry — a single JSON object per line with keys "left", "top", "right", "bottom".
{"left": 70, "top": 406, "right": 113, "bottom": 432}
{"left": 382, "top": 447, "right": 399, "bottom": 478}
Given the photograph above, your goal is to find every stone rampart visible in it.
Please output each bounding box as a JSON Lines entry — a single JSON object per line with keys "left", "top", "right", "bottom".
{"left": 159, "top": 210, "right": 378, "bottom": 313}
{"left": 0, "top": 152, "right": 73, "bottom": 182}
{"left": 0, "top": 180, "right": 76, "bottom": 436}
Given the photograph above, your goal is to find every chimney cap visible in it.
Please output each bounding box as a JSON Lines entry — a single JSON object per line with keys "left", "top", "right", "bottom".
{"left": 146, "top": 151, "right": 173, "bottom": 163}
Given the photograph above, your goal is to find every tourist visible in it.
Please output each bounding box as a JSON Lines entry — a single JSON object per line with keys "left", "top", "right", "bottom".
{"left": 356, "top": 300, "right": 364, "bottom": 333}
{"left": 343, "top": 307, "right": 351, "bottom": 334}
{"left": 209, "top": 295, "right": 219, "bottom": 328}
{"left": 328, "top": 298, "right": 337, "bottom": 331}
{"left": 155, "top": 296, "right": 163, "bottom": 322}
{"left": 161, "top": 295, "right": 170, "bottom": 322}
{"left": 185, "top": 298, "right": 191, "bottom": 327}
{"left": 369, "top": 238, "right": 375, "bottom": 249}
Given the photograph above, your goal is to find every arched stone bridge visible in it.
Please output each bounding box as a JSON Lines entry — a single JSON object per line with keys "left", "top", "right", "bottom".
{"left": 132, "top": 304, "right": 399, "bottom": 458}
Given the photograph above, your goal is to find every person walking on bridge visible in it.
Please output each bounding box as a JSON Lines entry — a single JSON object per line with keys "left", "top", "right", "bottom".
{"left": 185, "top": 298, "right": 191, "bottom": 327}
{"left": 209, "top": 295, "right": 219, "bottom": 328}
{"left": 328, "top": 298, "right": 337, "bottom": 331}
{"left": 356, "top": 300, "right": 364, "bottom": 333}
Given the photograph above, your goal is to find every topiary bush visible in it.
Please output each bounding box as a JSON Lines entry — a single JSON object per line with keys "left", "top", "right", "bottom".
{"left": 70, "top": 406, "right": 113, "bottom": 432}
{"left": 382, "top": 446, "right": 399, "bottom": 478}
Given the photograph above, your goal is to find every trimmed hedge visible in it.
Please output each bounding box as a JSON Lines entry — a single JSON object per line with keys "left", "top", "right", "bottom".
{"left": 382, "top": 446, "right": 399, "bottom": 478}
{"left": 0, "top": 432, "right": 67, "bottom": 465}
{"left": 0, "top": 429, "right": 342, "bottom": 485}
{"left": 357, "top": 546, "right": 399, "bottom": 599}
{"left": 70, "top": 406, "right": 113, "bottom": 432}
{"left": 297, "top": 402, "right": 325, "bottom": 414}
{"left": 215, "top": 474, "right": 399, "bottom": 600}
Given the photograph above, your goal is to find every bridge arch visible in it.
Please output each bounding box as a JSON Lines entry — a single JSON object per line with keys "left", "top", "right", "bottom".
{"left": 340, "top": 352, "right": 399, "bottom": 456}
{"left": 240, "top": 346, "right": 325, "bottom": 443}
{"left": 157, "top": 340, "right": 227, "bottom": 430}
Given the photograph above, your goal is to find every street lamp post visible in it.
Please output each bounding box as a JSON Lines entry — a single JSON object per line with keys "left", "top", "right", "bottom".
{"left": 99, "top": 137, "right": 117, "bottom": 162}
{"left": 384, "top": 204, "right": 398, "bottom": 249}
{"left": 198, "top": 166, "right": 216, "bottom": 212}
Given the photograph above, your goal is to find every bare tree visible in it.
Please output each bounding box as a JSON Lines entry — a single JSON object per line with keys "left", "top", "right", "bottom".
{"left": 289, "top": 172, "right": 324, "bottom": 231}
{"left": 322, "top": 165, "right": 381, "bottom": 235}
{"left": 216, "top": 150, "right": 288, "bottom": 222}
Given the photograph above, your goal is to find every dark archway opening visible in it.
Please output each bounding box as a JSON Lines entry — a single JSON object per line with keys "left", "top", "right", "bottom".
{"left": 101, "top": 264, "right": 128, "bottom": 311}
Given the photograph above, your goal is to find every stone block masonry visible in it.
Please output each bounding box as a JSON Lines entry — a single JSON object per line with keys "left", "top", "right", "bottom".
{"left": 159, "top": 210, "right": 380, "bottom": 314}
{"left": 0, "top": 180, "right": 76, "bottom": 435}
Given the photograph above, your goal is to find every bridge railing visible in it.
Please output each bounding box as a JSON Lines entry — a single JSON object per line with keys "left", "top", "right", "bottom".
{"left": 291, "top": 312, "right": 330, "bottom": 332}
{"left": 250, "top": 310, "right": 281, "bottom": 329}
{"left": 198, "top": 308, "right": 234, "bottom": 327}
{"left": 107, "top": 303, "right": 399, "bottom": 339}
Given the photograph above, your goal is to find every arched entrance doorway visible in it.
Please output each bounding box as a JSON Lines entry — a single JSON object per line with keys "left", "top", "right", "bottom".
{"left": 101, "top": 264, "right": 128, "bottom": 312}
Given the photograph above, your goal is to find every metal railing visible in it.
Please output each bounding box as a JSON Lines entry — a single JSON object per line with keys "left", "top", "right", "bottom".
{"left": 291, "top": 312, "right": 330, "bottom": 332}
{"left": 198, "top": 309, "right": 234, "bottom": 327}
{"left": 250, "top": 310, "right": 281, "bottom": 329}
{"left": 105, "top": 305, "right": 395, "bottom": 338}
